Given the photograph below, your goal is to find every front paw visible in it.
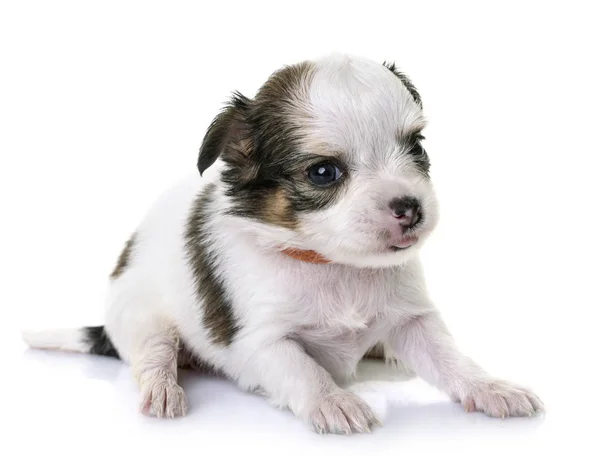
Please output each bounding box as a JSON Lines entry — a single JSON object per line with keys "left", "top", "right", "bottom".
{"left": 458, "top": 379, "right": 544, "bottom": 418}
{"left": 140, "top": 372, "right": 188, "bottom": 419}
{"left": 309, "top": 390, "right": 381, "bottom": 434}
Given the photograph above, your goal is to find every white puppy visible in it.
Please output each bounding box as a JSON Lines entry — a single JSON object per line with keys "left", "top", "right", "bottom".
{"left": 23, "top": 54, "right": 543, "bottom": 434}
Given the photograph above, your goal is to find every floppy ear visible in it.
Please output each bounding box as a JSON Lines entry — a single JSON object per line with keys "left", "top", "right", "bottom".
{"left": 197, "top": 92, "right": 252, "bottom": 176}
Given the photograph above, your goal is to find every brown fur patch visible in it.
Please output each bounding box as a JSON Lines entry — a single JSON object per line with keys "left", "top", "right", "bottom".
{"left": 253, "top": 61, "right": 315, "bottom": 111}
{"left": 185, "top": 184, "right": 240, "bottom": 346}
{"left": 110, "top": 233, "right": 136, "bottom": 279}
{"left": 198, "top": 61, "right": 348, "bottom": 233}
{"left": 261, "top": 188, "right": 298, "bottom": 229}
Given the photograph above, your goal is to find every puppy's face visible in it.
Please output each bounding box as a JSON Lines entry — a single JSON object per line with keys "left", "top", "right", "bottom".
{"left": 199, "top": 55, "right": 439, "bottom": 267}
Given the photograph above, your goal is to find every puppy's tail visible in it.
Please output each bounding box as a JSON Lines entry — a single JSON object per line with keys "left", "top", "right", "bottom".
{"left": 22, "top": 326, "right": 120, "bottom": 359}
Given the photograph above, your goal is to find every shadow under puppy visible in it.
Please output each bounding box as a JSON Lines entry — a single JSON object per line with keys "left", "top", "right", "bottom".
{"left": 23, "top": 54, "right": 543, "bottom": 434}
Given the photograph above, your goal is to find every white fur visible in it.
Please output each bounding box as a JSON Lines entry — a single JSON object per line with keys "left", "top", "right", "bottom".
{"left": 23, "top": 55, "right": 542, "bottom": 433}
{"left": 22, "top": 328, "right": 89, "bottom": 353}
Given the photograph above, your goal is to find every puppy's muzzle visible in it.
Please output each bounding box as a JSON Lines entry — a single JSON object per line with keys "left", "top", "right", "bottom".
{"left": 389, "top": 196, "right": 422, "bottom": 229}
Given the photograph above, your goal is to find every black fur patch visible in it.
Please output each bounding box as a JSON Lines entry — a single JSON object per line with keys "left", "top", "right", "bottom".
{"left": 383, "top": 61, "right": 423, "bottom": 108}
{"left": 110, "top": 233, "right": 136, "bottom": 279}
{"left": 84, "top": 326, "right": 120, "bottom": 358}
{"left": 198, "top": 91, "right": 252, "bottom": 176}
{"left": 401, "top": 130, "right": 430, "bottom": 176}
{"left": 185, "top": 184, "right": 240, "bottom": 345}
{"left": 197, "top": 62, "right": 348, "bottom": 229}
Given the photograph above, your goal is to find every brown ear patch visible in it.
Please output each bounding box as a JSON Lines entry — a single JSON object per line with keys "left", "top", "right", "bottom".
{"left": 197, "top": 92, "right": 252, "bottom": 176}
{"left": 110, "top": 233, "right": 136, "bottom": 279}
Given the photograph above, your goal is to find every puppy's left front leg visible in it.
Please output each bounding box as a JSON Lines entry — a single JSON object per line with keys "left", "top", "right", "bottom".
{"left": 236, "top": 338, "right": 380, "bottom": 434}
{"left": 391, "top": 312, "right": 544, "bottom": 418}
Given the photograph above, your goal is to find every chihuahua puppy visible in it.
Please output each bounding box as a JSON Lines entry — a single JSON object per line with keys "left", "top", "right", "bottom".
{"left": 23, "top": 54, "right": 543, "bottom": 434}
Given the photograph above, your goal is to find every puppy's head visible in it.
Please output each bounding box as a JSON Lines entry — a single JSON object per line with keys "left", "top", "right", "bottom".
{"left": 199, "top": 54, "right": 438, "bottom": 267}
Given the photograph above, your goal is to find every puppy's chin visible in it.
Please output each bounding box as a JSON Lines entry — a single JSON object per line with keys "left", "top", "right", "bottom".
{"left": 240, "top": 216, "right": 430, "bottom": 268}
{"left": 322, "top": 242, "right": 423, "bottom": 268}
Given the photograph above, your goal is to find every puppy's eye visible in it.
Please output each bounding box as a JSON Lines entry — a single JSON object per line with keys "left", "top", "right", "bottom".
{"left": 308, "top": 163, "right": 342, "bottom": 186}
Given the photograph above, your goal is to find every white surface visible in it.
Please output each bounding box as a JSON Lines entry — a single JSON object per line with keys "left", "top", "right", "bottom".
{"left": 1, "top": 1, "right": 599, "bottom": 455}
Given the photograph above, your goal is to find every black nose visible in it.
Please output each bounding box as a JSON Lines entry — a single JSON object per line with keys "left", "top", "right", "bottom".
{"left": 389, "top": 196, "right": 422, "bottom": 228}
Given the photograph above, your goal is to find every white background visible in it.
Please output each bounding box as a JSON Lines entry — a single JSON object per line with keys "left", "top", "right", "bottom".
{"left": 1, "top": 1, "right": 599, "bottom": 455}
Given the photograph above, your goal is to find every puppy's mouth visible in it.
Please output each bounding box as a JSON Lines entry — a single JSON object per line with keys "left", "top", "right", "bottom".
{"left": 389, "top": 234, "right": 419, "bottom": 252}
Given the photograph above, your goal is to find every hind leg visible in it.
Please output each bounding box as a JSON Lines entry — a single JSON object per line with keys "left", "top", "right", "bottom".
{"left": 131, "top": 321, "right": 188, "bottom": 418}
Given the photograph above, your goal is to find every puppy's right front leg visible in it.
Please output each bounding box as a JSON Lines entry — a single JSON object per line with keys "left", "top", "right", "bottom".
{"left": 236, "top": 339, "right": 380, "bottom": 434}
{"left": 130, "top": 323, "right": 187, "bottom": 419}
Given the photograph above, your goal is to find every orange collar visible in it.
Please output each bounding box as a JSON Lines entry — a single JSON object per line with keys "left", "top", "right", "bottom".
{"left": 280, "top": 248, "right": 332, "bottom": 264}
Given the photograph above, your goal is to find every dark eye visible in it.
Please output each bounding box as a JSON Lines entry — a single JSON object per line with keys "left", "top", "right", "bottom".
{"left": 308, "top": 163, "right": 342, "bottom": 186}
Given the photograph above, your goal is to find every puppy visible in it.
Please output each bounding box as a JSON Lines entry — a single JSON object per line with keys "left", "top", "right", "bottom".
{"left": 23, "top": 54, "right": 543, "bottom": 433}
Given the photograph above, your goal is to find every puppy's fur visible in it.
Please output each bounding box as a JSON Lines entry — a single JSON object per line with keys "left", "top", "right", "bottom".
{"left": 23, "top": 54, "right": 542, "bottom": 433}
